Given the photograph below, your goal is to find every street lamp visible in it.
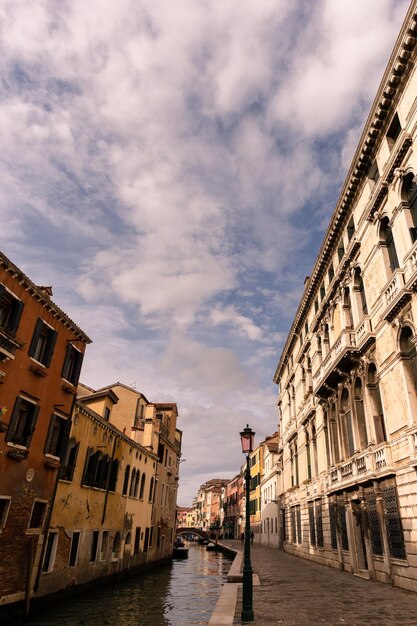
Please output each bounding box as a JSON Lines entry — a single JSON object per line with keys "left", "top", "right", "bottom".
{"left": 240, "top": 424, "right": 255, "bottom": 623}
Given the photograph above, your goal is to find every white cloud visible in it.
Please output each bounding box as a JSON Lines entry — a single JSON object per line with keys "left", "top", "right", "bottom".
{"left": 0, "top": 0, "right": 410, "bottom": 504}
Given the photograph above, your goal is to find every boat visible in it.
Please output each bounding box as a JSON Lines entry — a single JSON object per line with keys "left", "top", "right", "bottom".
{"left": 173, "top": 545, "right": 189, "bottom": 558}
{"left": 173, "top": 538, "right": 189, "bottom": 559}
{"left": 205, "top": 542, "right": 217, "bottom": 552}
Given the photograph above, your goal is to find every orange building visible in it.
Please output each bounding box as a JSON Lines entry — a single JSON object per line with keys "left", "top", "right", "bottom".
{"left": 0, "top": 251, "right": 91, "bottom": 608}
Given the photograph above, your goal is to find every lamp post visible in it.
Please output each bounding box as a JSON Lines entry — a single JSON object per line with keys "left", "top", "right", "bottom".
{"left": 240, "top": 424, "right": 255, "bottom": 622}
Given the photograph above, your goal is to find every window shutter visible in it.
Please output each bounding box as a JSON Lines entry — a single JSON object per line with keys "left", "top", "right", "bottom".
{"left": 61, "top": 345, "right": 72, "bottom": 380}
{"left": 29, "top": 319, "right": 44, "bottom": 357}
{"left": 44, "top": 328, "right": 57, "bottom": 367}
{"left": 82, "top": 447, "right": 93, "bottom": 485}
{"left": 9, "top": 299, "right": 24, "bottom": 335}
{"left": 44, "top": 415, "right": 57, "bottom": 454}
{"left": 26, "top": 404, "right": 40, "bottom": 448}
{"left": 58, "top": 418, "right": 72, "bottom": 459}
{"left": 72, "top": 350, "right": 84, "bottom": 385}
{"left": 68, "top": 442, "right": 80, "bottom": 481}
{"left": 7, "top": 397, "right": 23, "bottom": 440}
{"left": 0, "top": 284, "right": 5, "bottom": 301}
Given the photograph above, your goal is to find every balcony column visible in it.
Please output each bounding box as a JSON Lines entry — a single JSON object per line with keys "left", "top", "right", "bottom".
{"left": 374, "top": 481, "right": 392, "bottom": 583}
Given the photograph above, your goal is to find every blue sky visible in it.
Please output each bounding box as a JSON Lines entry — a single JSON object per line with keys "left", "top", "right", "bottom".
{"left": 0, "top": 0, "right": 410, "bottom": 505}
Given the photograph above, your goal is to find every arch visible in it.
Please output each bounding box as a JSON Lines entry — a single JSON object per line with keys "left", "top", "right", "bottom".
{"left": 125, "top": 531, "right": 132, "bottom": 545}
{"left": 401, "top": 171, "right": 417, "bottom": 242}
{"left": 134, "top": 470, "right": 140, "bottom": 498}
{"left": 112, "top": 532, "right": 121, "bottom": 559}
{"left": 367, "top": 363, "right": 387, "bottom": 443}
{"left": 129, "top": 468, "right": 136, "bottom": 497}
{"left": 399, "top": 325, "right": 417, "bottom": 418}
{"left": 379, "top": 216, "right": 399, "bottom": 273}
{"left": 122, "top": 465, "right": 130, "bottom": 496}
{"left": 139, "top": 473, "right": 146, "bottom": 500}
{"left": 340, "top": 387, "right": 355, "bottom": 457}
{"left": 342, "top": 287, "right": 353, "bottom": 328}
{"left": 329, "top": 402, "right": 340, "bottom": 464}
{"left": 353, "top": 377, "right": 368, "bottom": 449}
{"left": 148, "top": 477, "right": 154, "bottom": 502}
{"left": 353, "top": 267, "right": 368, "bottom": 319}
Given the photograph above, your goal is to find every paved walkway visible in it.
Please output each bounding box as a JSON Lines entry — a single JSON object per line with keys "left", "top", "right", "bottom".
{"left": 220, "top": 541, "right": 417, "bottom": 625}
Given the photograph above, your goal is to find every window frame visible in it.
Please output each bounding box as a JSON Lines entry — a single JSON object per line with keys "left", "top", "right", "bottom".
{"left": 7, "top": 395, "right": 40, "bottom": 449}
{"left": 28, "top": 318, "right": 57, "bottom": 368}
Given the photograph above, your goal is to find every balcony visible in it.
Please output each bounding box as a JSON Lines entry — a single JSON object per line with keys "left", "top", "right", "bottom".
{"left": 313, "top": 329, "right": 357, "bottom": 398}
{"left": 325, "top": 442, "right": 394, "bottom": 493}
{"left": 383, "top": 269, "right": 411, "bottom": 322}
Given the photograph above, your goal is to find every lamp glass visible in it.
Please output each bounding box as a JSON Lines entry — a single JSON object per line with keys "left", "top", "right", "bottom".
{"left": 240, "top": 424, "right": 255, "bottom": 454}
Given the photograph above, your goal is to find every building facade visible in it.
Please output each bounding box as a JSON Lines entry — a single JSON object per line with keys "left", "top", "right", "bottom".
{"left": 259, "top": 433, "right": 281, "bottom": 547}
{"left": 0, "top": 251, "right": 90, "bottom": 607}
{"left": 275, "top": 1, "right": 417, "bottom": 592}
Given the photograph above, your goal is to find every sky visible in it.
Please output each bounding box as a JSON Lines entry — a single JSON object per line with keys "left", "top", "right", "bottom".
{"left": 0, "top": 0, "right": 411, "bottom": 506}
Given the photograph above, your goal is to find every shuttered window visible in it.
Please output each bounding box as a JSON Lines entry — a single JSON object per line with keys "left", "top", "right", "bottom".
{"left": 0, "top": 284, "right": 24, "bottom": 336}
{"left": 60, "top": 438, "right": 79, "bottom": 482}
{"left": 29, "top": 318, "right": 57, "bottom": 367}
{"left": 62, "top": 344, "right": 84, "bottom": 385}
{"left": 7, "top": 396, "right": 39, "bottom": 448}
{"left": 45, "top": 414, "right": 71, "bottom": 458}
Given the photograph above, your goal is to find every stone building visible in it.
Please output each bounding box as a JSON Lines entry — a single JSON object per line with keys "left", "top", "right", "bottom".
{"left": 223, "top": 474, "right": 243, "bottom": 539}
{"left": 274, "top": 1, "right": 417, "bottom": 592}
{"left": 259, "top": 432, "right": 281, "bottom": 547}
{"left": 0, "top": 251, "right": 91, "bottom": 608}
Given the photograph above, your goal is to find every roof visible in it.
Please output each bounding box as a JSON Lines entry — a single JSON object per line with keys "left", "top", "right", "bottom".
{"left": 79, "top": 388, "right": 119, "bottom": 404}
{"left": 0, "top": 249, "right": 92, "bottom": 344}
{"left": 95, "top": 381, "right": 150, "bottom": 404}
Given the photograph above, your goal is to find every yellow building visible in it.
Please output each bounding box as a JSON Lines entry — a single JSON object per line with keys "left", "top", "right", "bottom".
{"left": 248, "top": 442, "right": 264, "bottom": 537}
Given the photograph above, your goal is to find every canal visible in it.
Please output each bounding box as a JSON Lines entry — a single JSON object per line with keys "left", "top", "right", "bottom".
{"left": 25, "top": 542, "right": 232, "bottom": 626}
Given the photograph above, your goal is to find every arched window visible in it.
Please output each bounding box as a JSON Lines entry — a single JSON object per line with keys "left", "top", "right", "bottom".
{"left": 342, "top": 288, "right": 353, "bottom": 328}
{"left": 353, "top": 377, "right": 368, "bottom": 449}
{"left": 323, "top": 324, "right": 330, "bottom": 355}
{"left": 125, "top": 531, "right": 132, "bottom": 546}
{"left": 129, "top": 469, "right": 136, "bottom": 497}
{"left": 340, "top": 388, "right": 355, "bottom": 457}
{"left": 367, "top": 364, "right": 387, "bottom": 443}
{"left": 139, "top": 473, "right": 146, "bottom": 500}
{"left": 148, "top": 477, "right": 154, "bottom": 502}
{"left": 380, "top": 217, "right": 399, "bottom": 273}
{"left": 329, "top": 402, "right": 340, "bottom": 464}
{"left": 305, "top": 430, "right": 311, "bottom": 480}
{"left": 401, "top": 173, "right": 417, "bottom": 242}
{"left": 122, "top": 465, "right": 130, "bottom": 496}
{"left": 353, "top": 268, "right": 368, "bottom": 319}
{"left": 112, "top": 532, "right": 121, "bottom": 559}
{"left": 400, "top": 326, "right": 417, "bottom": 414}
{"left": 134, "top": 470, "right": 140, "bottom": 498}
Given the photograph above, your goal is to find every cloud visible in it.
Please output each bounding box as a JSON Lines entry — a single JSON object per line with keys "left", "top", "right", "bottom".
{"left": 0, "top": 0, "right": 410, "bottom": 504}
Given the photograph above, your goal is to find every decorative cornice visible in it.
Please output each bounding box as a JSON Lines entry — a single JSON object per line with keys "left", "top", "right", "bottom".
{"left": 274, "top": 4, "right": 417, "bottom": 384}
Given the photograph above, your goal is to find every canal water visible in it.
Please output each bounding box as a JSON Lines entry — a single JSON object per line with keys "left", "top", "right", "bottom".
{"left": 25, "top": 542, "right": 232, "bottom": 626}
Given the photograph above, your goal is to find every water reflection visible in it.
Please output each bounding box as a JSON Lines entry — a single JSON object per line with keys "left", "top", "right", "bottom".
{"left": 26, "top": 543, "right": 231, "bottom": 626}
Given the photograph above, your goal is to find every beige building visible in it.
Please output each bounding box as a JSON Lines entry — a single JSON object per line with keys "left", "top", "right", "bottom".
{"left": 275, "top": 2, "right": 417, "bottom": 592}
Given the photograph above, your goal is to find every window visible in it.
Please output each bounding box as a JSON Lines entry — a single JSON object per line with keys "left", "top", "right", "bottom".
{"left": 45, "top": 414, "right": 71, "bottom": 458}
{"left": 82, "top": 448, "right": 113, "bottom": 490}
{"left": 380, "top": 217, "right": 399, "bottom": 273}
{"left": 90, "top": 531, "right": 99, "bottom": 562}
{"left": 112, "top": 532, "right": 121, "bottom": 560}
{"left": 328, "top": 265, "right": 334, "bottom": 283}
{"left": 100, "top": 531, "right": 109, "bottom": 560}
{"left": 69, "top": 531, "right": 80, "bottom": 566}
{"left": 42, "top": 532, "right": 58, "bottom": 573}
{"left": 60, "top": 438, "right": 79, "bottom": 482}
{"left": 103, "top": 407, "right": 110, "bottom": 421}
{"left": 148, "top": 477, "right": 154, "bottom": 502}
{"left": 402, "top": 173, "right": 417, "bottom": 242}
{"left": 61, "top": 343, "right": 84, "bottom": 386}
{"left": 368, "top": 160, "right": 380, "bottom": 185}
{"left": 0, "top": 497, "right": 11, "bottom": 531}
{"left": 134, "top": 527, "right": 141, "bottom": 555}
{"left": 122, "top": 465, "right": 131, "bottom": 496}
{"left": 337, "top": 241, "right": 345, "bottom": 261}
{"left": 386, "top": 112, "right": 401, "bottom": 150}
{"left": 7, "top": 396, "right": 39, "bottom": 448}
{"left": 139, "top": 473, "right": 146, "bottom": 500}
{"left": 28, "top": 500, "right": 47, "bottom": 529}
{"left": 29, "top": 318, "right": 57, "bottom": 367}
{"left": 0, "top": 285, "right": 23, "bottom": 336}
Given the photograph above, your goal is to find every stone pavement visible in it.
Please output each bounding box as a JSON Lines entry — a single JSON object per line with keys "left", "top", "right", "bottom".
{"left": 220, "top": 541, "right": 417, "bottom": 626}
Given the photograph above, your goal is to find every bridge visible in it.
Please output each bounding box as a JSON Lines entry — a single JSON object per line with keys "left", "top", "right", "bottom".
{"left": 176, "top": 527, "right": 209, "bottom": 540}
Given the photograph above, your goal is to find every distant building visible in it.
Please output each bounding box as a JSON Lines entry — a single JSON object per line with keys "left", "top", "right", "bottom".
{"left": 248, "top": 441, "right": 264, "bottom": 539}
{"left": 223, "top": 474, "right": 243, "bottom": 539}
{"left": 275, "top": 1, "right": 417, "bottom": 591}
{"left": 194, "top": 479, "right": 229, "bottom": 533}
{"left": 0, "top": 251, "right": 91, "bottom": 608}
{"left": 176, "top": 506, "right": 195, "bottom": 528}
{"left": 259, "top": 432, "right": 281, "bottom": 547}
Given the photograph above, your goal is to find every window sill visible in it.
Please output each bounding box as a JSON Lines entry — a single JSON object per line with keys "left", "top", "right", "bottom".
{"left": 44, "top": 456, "right": 61, "bottom": 470}
{"left": 29, "top": 363, "right": 47, "bottom": 377}
{"left": 61, "top": 380, "right": 77, "bottom": 395}
{"left": 6, "top": 444, "right": 29, "bottom": 460}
